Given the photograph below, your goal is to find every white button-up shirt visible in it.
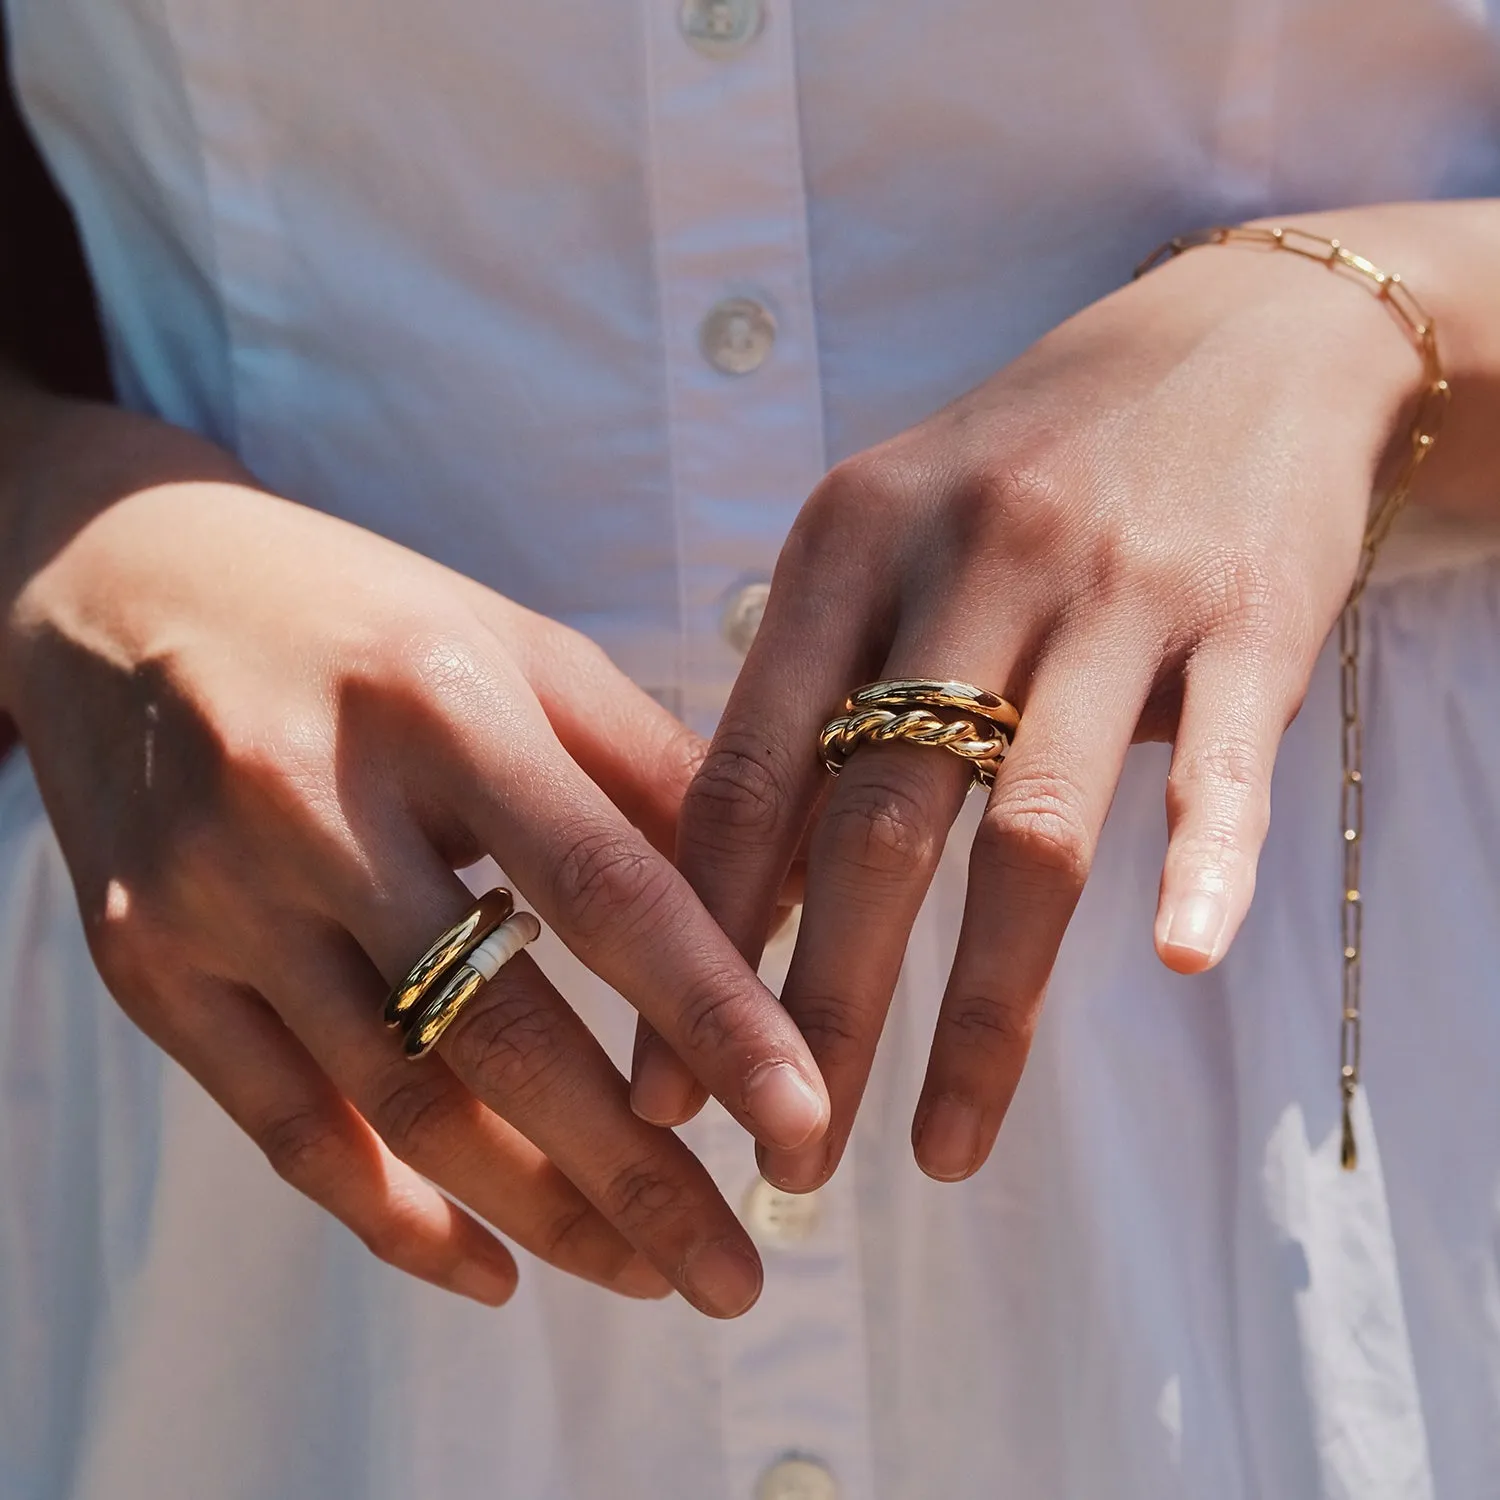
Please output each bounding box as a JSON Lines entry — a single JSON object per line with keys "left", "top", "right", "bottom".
{"left": 4, "top": 3, "right": 1500, "bottom": 1498}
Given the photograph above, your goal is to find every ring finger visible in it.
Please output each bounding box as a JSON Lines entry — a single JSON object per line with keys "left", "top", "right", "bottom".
{"left": 260, "top": 921, "right": 673, "bottom": 1300}
{"left": 323, "top": 853, "right": 766, "bottom": 1317}
{"left": 913, "top": 630, "right": 1152, "bottom": 1180}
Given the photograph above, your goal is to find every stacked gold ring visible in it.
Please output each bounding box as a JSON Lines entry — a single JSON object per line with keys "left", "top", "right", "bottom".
{"left": 384, "top": 888, "right": 543, "bottom": 1060}
{"left": 819, "top": 678, "right": 1020, "bottom": 790}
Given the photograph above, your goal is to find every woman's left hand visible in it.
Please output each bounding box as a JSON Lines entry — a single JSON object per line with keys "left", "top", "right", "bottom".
{"left": 634, "top": 228, "right": 1423, "bottom": 1189}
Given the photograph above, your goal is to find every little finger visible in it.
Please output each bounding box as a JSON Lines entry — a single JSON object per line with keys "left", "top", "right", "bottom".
{"left": 1154, "top": 637, "right": 1294, "bottom": 973}
{"left": 142, "top": 974, "right": 521, "bottom": 1305}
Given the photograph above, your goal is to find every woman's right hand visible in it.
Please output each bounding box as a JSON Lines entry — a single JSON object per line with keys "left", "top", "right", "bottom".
{"left": 0, "top": 390, "right": 829, "bottom": 1317}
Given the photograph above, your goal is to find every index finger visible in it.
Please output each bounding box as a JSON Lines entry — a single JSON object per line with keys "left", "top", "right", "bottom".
{"left": 677, "top": 539, "right": 879, "bottom": 963}
{"left": 444, "top": 693, "right": 832, "bottom": 1155}
{"left": 628, "top": 550, "right": 875, "bottom": 1125}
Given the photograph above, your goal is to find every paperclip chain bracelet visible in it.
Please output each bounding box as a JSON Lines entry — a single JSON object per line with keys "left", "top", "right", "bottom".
{"left": 1135, "top": 224, "right": 1450, "bottom": 1171}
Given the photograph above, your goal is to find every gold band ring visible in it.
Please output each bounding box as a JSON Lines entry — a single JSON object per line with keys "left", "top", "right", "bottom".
{"left": 405, "top": 912, "right": 544, "bottom": 1059}
{"left": 819, "top": 678, "right": 1020, "bottom": 791}
{"left": 848, "top": 679, "right": 1021, "bottom": 733}
{"left": 384, "top": 888, "right": 514, "bottom": 1030}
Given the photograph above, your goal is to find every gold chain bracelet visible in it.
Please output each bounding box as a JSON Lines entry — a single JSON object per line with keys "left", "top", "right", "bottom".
{"left": 1135, "top": 224, "right": 1450, "bottom": 1171}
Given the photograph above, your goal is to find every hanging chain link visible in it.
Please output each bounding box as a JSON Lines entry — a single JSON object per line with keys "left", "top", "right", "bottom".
{"left": 1136, "top": 224, "right": 1450, "bottom": 1170}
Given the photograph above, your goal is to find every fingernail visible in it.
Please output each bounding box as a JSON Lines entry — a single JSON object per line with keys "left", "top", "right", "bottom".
{"left": 682, "top": 1240, "right": 762, "bottom": 1318}
{"left": 611, "top": 1254, "right": 674, "bottom": 1300}
{"left": 757, "top": 1141, "right": 828, "bottom": 1195}
{"left": 915, "top": 1097, "right": 982, "bottom": 1181}
{"left": 744, "top": 1062, "right": 827, "bottom": 1152}
{"left": 631, "top": 1050, "right": 695, "bottom": 1125}
{"left": 1162, "top": 890, "right": 1229, "bottom": 966}
{"left": 449, "top": 1256, "right": 517, "bottom": 1308}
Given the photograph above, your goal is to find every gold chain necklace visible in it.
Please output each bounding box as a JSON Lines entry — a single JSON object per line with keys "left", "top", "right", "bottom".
{"left": 1136, "top": 225, "right": 1449, "bottom": 1169}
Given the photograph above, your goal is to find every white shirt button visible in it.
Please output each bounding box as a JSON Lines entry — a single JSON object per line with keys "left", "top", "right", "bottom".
{"left": 743, "top": 1176, "right": 821, "bottom": 1247}
{"left": 721, "top": 579, "right": 771, "bottom": 655}
{"left": 700, "top": 297, "right": 776, "bottom": 375}
{"left": 679, "top": 0, "right": 765, "bottom": 58}
{"left": 757, "top": 1457, "right": 840, "bottom": 1500}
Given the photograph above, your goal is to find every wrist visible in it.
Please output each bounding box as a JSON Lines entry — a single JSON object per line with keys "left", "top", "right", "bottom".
{"left": 1139, "top": 220, "right": 1433, "bottom": 496}
{"left": 0, "top": 391, "right": 249, "bottom": 702}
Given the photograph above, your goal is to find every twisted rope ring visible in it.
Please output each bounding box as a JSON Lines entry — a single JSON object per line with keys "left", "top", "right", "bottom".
{"left": 819, "top": 706, "right": 1011, "bottom": 789}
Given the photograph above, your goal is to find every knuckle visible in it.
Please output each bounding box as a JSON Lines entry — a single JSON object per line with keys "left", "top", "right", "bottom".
{"left": 550, "top": 620, "right": 613, "bottom": 673}
{"left": 672, "top": 970, "right": 757, "bottom": 1061}
{"left": 937, "top": 992, "right": 1035, "bottom": 1055}
{"left": 969, "top": 462, "right": 1072, "bottom": 558}
{"left": 817, "top": 450, "right": 914, "bottom": 514}
{"left": 1172, "top": 826, "right": 1257, "bottom": 873}
{"left": 390, "top": 628, "right": 501, "bottom": 718}
{"left": 786, "top": 993, "right": 868, "bottom": 1072}
{"left": 788, "top": 451, "right": 916, "bottom": 565}
{"left": 1167, "top": 738, "right": 1271, "bottom": 852}
{"left": 978, "top": 777, "right": 1093, "bottom": 894}
{"left": 683, "top": 732, "right": 796, "bottom": 849}
{"left": 367, "top": 1071, "right": 471, "bottom": 1168}
{"left": 84, "top": 886, "right": 188, "bottom": 1020}
{"left": 1169, "top": 735, "right": 1263, "bottom": 799}
{"left": 257, "top": 1107, "right": 347, "bottom": 1194}
{"left": 660, "top": 721, "right": 708, "bottom": 793}
{"left": 599, "top": 1156, "right": 694, "bottom": 1236}
{"left": 551, "top": 823, "right": 677, "bottom": 946}
{"left": 86, "top": 898, "right": 154, "bottom": 998}
{"left": 820, "top": 769, "right": 941, "bottom": 882}
{"left": 358, "top": 1204, "right": 434, "bottom": 1275}
{"left": 537, "top": 1199, "right": 602, "bottom": 1264}
{"left": 1085, "top": 524, "right": 1171, "bottom": 611}
{"left": 531, "top": 620, "right": 634, "bottom": 695}
{"left": 446, "top": 979, "right": 568, "bottom": 1106}
{"left": 1190, "top": 547, "right": 1282, "bottom": 639}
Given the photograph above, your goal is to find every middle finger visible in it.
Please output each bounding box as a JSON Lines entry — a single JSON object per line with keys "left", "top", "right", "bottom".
{"left": 757, "top": 634, "right": 1032, "bottom": 1192}
{"left": 435, "top": 948, "right": 765, "bottom": 1318}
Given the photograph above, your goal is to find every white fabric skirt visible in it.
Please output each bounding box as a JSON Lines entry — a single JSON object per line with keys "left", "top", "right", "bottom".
{"left": 2, "top": 553, "right": 1497, "bottom": 1500}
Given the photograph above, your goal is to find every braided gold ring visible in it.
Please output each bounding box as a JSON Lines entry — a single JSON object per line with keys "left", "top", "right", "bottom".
{"left": 819, "top": 678, "right": 1019, "bottom": 790}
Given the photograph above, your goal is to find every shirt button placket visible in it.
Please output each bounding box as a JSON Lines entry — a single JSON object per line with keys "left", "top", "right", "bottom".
{"left": 642, "top": 3, "right": 869, "bottom": 1488}
{"left": 645, "top": 0, "right": 828, "bottom": 734}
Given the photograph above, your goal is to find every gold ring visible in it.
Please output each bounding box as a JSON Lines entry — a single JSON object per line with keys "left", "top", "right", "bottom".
{"left": 848, "top": 678, "right": 1020, "bottom": 733}
{"left": 819, "top": 678, "right": 1019, "bottom": 790}
{"left": 384, "top": 888, "right": 515, "bottom": 1030}
{"left": 405, "top": 912, "right": 544, "bottom": 1059}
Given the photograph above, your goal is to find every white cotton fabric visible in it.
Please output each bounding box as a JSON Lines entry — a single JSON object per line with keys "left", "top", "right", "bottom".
{"left": 3, "top": 2, "right": 1500, "bottom": 1496}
